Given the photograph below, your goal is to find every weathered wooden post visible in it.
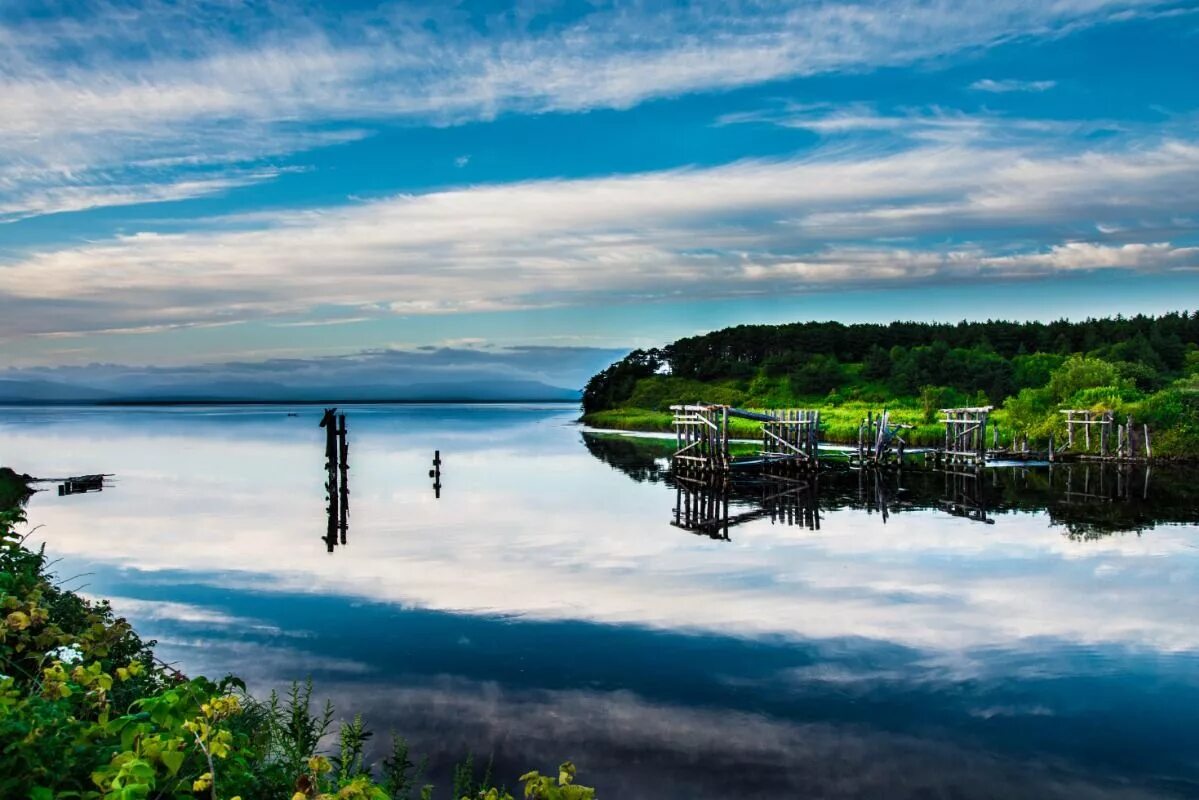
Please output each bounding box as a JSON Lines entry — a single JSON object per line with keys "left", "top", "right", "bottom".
{"left": 721, "top": 406, "right": 729, "bottom": 470}
{"left": 337, "top": 413, "right": 349, "bottom": 543}
{"left": 867, "top": 410, "right": 875, "bottom": 463}
{"left": 319, "top": 408, "right": 339, "bottom": 552}
{"left": 429, "top": 450, "right": 442, "bottom": 498}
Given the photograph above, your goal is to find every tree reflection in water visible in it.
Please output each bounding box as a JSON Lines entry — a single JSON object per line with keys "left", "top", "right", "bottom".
{"left": 581, "top": 432, "right": 1199, "bottom": 540}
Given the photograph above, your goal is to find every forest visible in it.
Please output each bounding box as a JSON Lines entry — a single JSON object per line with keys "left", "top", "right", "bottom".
{"left": 581, "top": 312, "right": 1199, "bottom": 456}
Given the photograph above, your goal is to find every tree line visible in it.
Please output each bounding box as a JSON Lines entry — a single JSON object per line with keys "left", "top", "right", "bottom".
{"left": 583, "top": 312, "right": 1199, "bottom": 413}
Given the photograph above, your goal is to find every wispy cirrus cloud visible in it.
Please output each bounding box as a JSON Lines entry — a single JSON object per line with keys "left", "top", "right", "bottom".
{"left": 970, "top": 78, "right": 1058, "bottom": 93}
{"left": 1, "top": 136, "right": 1197, "bottom": 339}
{"left": 0, "top": 0, "right": 1171, "bottom": 219}
{"left": 714, "top": 101, "right": 1086, "bottom": 145}
{"left": 0, "top": 168, "right": 289, "bottom": 224}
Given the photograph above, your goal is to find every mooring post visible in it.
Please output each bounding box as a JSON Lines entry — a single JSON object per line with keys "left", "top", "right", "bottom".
{"left": 721, "top": 406, "right": 729, "bottom": 470}
{"left": 319, "top": 408, "right": 339, "bottom": 552}
{"left": 867, "top": 411, "right": 874, "bottom": 463}
{"left": 430, "top": 450, "right": 442, "bottom": 498}
{"left": 943, "top": 410, "right": 951, "bottom": 462}
{"left": 337, "top": 413, "right": 349, "bottom": 541}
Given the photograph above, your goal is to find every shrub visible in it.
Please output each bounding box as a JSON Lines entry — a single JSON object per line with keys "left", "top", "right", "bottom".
{"left": 0, "top": 486, "right": 597, "bottom": 800}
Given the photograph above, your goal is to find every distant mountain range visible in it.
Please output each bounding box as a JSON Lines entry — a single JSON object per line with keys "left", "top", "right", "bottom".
{"left": 0, "top": 378, "right": 581, "bottom": 405}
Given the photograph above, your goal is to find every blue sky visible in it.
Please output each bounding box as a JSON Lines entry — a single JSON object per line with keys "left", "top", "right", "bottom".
{"left": 1, "top": 0, "right": 1198, "bottom": 381}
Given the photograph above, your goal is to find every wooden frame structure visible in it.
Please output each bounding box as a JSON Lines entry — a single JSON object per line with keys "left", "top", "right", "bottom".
{"left": 941, "top": 406, "right": 992, "bottom": 464}
{"left": 669, "top": 404, "right": 819, "bottom": 472}
{"left": 855, "top": 410, "right": 913, "bottom": 465}
{"left": 1060, "top": 410, "right": 1151, "bottom": 461}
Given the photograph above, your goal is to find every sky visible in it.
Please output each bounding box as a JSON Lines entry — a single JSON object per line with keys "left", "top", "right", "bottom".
{"left": 1, "top": 0, "right": 1198, "bottom": 385}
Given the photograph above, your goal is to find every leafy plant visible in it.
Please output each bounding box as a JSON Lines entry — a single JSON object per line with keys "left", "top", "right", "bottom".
{"left": 0, "top": 483, "right": 598, "bottom": 800}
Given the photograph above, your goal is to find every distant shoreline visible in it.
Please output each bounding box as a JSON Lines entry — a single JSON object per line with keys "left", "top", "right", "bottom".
{"left": 0, "top": 398, "right": 583, "bottom": 407}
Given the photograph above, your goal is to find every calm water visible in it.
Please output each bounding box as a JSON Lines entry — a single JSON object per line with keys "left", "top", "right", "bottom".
{"left": 4, "top": 404, "right": 1199, "bottom": 799}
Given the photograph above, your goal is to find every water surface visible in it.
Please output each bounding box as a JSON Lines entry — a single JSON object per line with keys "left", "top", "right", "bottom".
{"left": 3, "top": 404, "right": 1198, "bottom": 798}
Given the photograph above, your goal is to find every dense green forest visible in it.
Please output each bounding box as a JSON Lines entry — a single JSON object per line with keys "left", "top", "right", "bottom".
{"left": 582, "top": 312, "right": 1199, "bottom": 456}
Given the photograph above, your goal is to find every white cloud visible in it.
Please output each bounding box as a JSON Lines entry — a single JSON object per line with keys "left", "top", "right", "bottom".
{"left": 982, "top": 241, "right": 1199, "bottom": 272}
{"left": 0, "top": 0, "right": 1167, "bottom": 217}
{"left": 0, "top": 168, "right": 286, "bottom": 223}
{"left": 970, "top": 78, "right": 1058, "bottom": 93}
{"left": 1, "top": 138, "right": 1197, "bottom": 338}
{"left": 715, "top": 102, "right": 1084, "bottom": 146}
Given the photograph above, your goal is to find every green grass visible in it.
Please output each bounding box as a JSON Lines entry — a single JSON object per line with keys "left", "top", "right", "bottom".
{"left": 583, "top": 404, "right": 1019, "bottom": 448}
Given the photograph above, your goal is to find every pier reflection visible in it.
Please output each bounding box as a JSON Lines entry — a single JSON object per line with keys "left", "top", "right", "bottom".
{"left": 940, "top": 467, "right": 993, "bottom": 524}
{"left": 673, "top": 472, "right": 819, "bottom": 539}
{"left": 581, "top": 433, "right": 1199, "bottom": 539}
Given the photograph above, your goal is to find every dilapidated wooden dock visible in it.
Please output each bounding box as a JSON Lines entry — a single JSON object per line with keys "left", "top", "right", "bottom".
{"left": 669, "top": 404, "right": 819, "bottom": 472}
{"left": 668, "top": 400, "right": 1158, "bottom": 474}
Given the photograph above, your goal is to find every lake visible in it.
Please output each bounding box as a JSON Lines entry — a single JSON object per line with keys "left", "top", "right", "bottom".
{"left": 3, "top": 403, "right": 1199, "bottom": 799}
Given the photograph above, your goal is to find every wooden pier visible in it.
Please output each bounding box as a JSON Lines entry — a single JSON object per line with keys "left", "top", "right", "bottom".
{"left": 665, "top": 400, "right": 1158, "bottom": 476}
{"left": 56, "top": 474, "right": 107, "bottom": 496}
{"left": 669, "top": 405, "right": 819, "bottom": 472}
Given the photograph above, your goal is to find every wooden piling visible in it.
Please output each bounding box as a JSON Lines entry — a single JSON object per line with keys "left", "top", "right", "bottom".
{"left": 337, "top": 413, "right": 349, "bottom": 542}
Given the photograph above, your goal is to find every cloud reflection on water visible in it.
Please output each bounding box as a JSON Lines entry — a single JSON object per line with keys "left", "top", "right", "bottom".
{"left": 4, "top": 404, "right": 1199, "bottom": 796}
{"left": 9, "top": 406, "right": 1199, "bottom": 657}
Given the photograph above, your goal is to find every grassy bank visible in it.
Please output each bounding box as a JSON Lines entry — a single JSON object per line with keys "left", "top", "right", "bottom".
{"left": 0, "top": 470, "right": 595, "bottom": 800}
{"left": 582, "top": 313, "right": 1199, "bottom": 457}
{"left": 583, "top": 403, "right": 971, "bottom": 448}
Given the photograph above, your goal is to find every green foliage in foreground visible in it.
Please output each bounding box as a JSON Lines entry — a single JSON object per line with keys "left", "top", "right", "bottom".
{"left": 0, "top": 486, "right": 596, "bottom": 800}
{"left": 581, "top": 313, "right": 1199, "bottom": 456}
{"left": 0, "top": 467, "right": 33, "bottom": 515}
